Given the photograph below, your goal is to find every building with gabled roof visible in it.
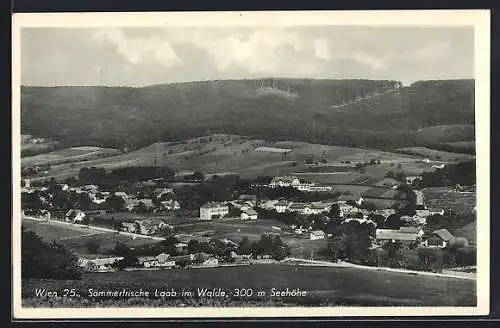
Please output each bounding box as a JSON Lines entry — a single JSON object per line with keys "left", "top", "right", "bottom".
{"left": 200, "top": 202, "right": 229, "bottom": 220}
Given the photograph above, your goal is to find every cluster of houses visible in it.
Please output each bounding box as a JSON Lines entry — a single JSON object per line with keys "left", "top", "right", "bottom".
{"left": 22, "top": 180, "right": 181, "bottom": 214}
{"left": 375, "top": 226, "right": 457, "bottom": 249}
{"left": 78, "top": 251, "right": 220, "bottom": 272}
{"left": 251, "top": 176, "right": 333, "bottom": 192}
{"left": 121, "top": 219, "right": 174, "bottom": 235}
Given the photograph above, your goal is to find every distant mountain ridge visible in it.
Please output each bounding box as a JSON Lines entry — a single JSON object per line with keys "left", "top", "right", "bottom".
{"left": 20, "top": 78, "right": 475, "bottom": 151}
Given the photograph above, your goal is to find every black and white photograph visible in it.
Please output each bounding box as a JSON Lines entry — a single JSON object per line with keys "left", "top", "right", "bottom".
{"left": 12, "top": 10, "right": 490, "bottom": 318}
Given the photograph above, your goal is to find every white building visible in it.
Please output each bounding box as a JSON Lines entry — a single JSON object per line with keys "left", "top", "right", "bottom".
{"left": 65, "top": 209, "right": 86, "bottom": 223}
{"left": 274, "top": 200, "right": 290, "bottom": 213}
{"left": 309, "top": 230, "right": 326, "bottom": 240}
{"left": 199, "top": 202, "right": 229, "bottom": 220}
{"left": 405, "top": 176, "right": 422, "bottom": 185}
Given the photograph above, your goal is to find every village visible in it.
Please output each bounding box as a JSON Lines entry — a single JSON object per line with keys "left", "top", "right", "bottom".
{"left": 21, "top": 162, "right": 475, "bottom": 277}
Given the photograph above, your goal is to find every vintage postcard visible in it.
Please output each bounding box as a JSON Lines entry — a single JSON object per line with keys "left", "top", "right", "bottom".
{"left": 12, "top": 10, "right": 490, "bottom": 319}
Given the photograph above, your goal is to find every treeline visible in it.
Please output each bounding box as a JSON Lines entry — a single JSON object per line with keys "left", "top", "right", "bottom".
{"left": 22, "top": 227, "right": 82, "bottom": 280}
{"left": 422, "top": 142, "right": 475, "bottom": 155}
{"left": 21, "top": 79, "right": 474, "bottom": 152}
{"left": 78, "top": 166, "right": 176, "bottom": 187}
{"left": 414, "top": 161, "right": 475, "bottom": 188}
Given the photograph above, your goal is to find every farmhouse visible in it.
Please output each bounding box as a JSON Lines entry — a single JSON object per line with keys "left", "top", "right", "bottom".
{"left": 287, "top": 202, "right": 306, "bottom": 213}
{"left": 38, "top": 209, "right": 51, "bottom": 220}
{"left": 114, "top": 191, "right": 129, "bottom": 200}
{"left": 343, "top": 218, "right": 376, "bottom": 226}
{"left": 405, "top": 176, "right": 422, "bottom": 185}
{"left": 65, "top": 209, "right": 86, "bottom": 223}
{"left": 309, "top": 202, "right": 331, "bottom": 214}
{"left": 309, "top": 230, "right": 326, "bottom": 240}
{"left": 154, "top": 187, "right": 174, "bottom": 198}
{"left": 269, "top": 176, "right": 300, "bottom": 188}
{"left": 79, "top": 256, "right": 123, "bottom": 272}
{"left": 424, "top": 229, "right": 455, "bottom": 248}
{"left": 82, "top": 185, "right": 99, "bottom": 193}
{"left": 258, "top": 199, "right": 279, "bottom": 210}
{"left": 133, "top": 218, "right": 169, "bottom": 235}
{"left": 240, "top": 208, "right": 258, "bottom": 220}
{"left": 160, "top": 199, "right": 180, "bottom": 211}
{"left": 200, "top": 202, "right": 229, "bottom": 220}
{"left": 375, "top": 227, "right": 422, "bottom": 246}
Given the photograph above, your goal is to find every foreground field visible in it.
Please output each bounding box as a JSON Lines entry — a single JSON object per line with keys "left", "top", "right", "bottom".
{"left": 22, "top": 264, "right": 476, "bottom": 307}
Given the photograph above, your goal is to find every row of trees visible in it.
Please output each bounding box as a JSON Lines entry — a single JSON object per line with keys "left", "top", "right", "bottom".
{"left": 22, "top": 227, "right": 82, "bottom": 280}
{"left": 414, "top": 161, "right": 475, "bottom": 188}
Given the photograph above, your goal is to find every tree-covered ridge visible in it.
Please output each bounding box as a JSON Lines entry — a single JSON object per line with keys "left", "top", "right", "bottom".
{"left": 21, "top": 78, "right": 474, "bottom": 151}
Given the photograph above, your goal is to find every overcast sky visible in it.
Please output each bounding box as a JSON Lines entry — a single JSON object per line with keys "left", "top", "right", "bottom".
{"left": 20, "top": 26, "right": 474, "bottom": 87}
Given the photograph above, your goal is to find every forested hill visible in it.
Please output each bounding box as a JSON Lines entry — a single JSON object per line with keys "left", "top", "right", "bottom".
{"left": 21, "top": 78, "right": 474, "bottom": 151}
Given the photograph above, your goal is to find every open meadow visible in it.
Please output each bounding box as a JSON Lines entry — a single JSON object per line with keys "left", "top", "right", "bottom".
{"left": 21, "top": 146, "right": 121, "bottom": 167}
{"left": 24, "top": 134, "right": 427, "bottom": 182}
{"left": 397, "top": 147, "right": 475, "bottom": 162}
{"left": 22, "top": 263, "right": 476, "bottom": 307}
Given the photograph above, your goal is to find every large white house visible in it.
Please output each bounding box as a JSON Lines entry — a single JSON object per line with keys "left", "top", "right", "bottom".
{"left": 200, "top": 202, "right": 229, "bottom": 220}
{"left": 269, "top": 176, "right": 301, "bottom": 188}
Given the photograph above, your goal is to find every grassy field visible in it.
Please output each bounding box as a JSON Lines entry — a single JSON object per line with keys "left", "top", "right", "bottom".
{"left": 26, "top": 134, "right": 422, "bottom": 182}
{"left": 397, "top": 147, "right": 475, "bottom": 162}
{"left": 422, "top": 187, "right": 476, "bottom": 214}
{"left": 175, "top": 219, "right": 327, "bottom": 258}
{"left": 21, "top": 219, "right": 102, "bottom": 242}
{"left": 59, "top": 233, "right": 161, "bottom": 256}
{"left": 451, "top": 221, "right": 477, "bottom": 246}
{"left": 22, "top": 264, "right": 476, "bottom": 307}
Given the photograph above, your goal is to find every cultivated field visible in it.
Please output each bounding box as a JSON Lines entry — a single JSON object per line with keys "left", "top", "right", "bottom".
{"left": 22, "top": 146, "right": 121, "bottom": 167}
{"left": 22, "top": 263, "right": 476, "bottom": 307}
{"left": 59, "top": 232, "right": 161, "bottom": 256}
{"left": 25, "top": 134, "right": 424, "bottom": 182}
{"left": 422, "top": 187, "right": 476, "bottom": 214}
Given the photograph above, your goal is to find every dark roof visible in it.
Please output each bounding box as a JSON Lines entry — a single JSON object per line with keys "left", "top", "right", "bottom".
{"left": 432, "top": 229, "right": 455, "bottom": 242}
{"left": 338, "top": 194, "right": 361, "bottom": 202}
{"left": 242, "top": 209, "right": 258, "bottom": 216}
{"left": 239, "top": 194, "right": 257, "bottom": 201}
